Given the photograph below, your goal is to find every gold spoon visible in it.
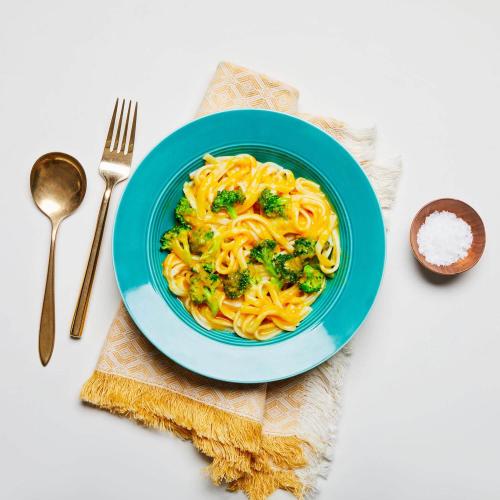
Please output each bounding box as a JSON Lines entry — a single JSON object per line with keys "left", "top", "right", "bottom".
{"left": 30, "top": 153, "right": 86, "bottom": 365}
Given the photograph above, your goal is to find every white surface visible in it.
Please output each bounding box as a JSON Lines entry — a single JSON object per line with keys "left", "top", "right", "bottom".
{"left": 1, "top": 1, "right": 499, "bottom": 499}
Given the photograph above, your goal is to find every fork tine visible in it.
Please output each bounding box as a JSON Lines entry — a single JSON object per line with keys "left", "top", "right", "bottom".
{"left": 127, "top": 102, "right": 138, "bottom": 154}
{"left": 113, "top": 99, "right": 125, "bottom": 151}
{"left": 119, "top": 101, "right": 132, "bottom": 153}
{"left": 104, "top": 98, "right": 119, "bottom": 150}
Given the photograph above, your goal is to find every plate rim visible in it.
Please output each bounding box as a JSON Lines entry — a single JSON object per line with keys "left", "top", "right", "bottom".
{"left": 112, "top": 109, "right": 385, "bottom": 383}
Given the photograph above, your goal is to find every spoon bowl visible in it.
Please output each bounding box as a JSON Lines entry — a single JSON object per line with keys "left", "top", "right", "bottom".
{"left": 410, "top": 198, "right": 485, "bottom": 276}
{"left": 30, "top": 152, "right": 86, "bottom": 365}
{"left": 30, "top": 152, "right": 86, "bottom": 222}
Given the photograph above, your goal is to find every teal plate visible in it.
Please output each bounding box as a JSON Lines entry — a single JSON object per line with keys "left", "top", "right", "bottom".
{"left": 113, "top": 109, "right": 385, "bottom": 383}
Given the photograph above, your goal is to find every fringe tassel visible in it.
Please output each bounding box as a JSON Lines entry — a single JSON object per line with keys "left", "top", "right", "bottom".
{"left": 297, "top": 112, "right": 377, "bottom": 165}
{"left": 362, "top": 156, "right": 403, "bottom": 229}
{"left": 81, "top": 370, "right": 262, "bottom": 451}
{"left": 260, "top": 435, "right": 307, "bottom": 469}
{"left": 228, "top": 469, "right": 304, "bottom": 500}
{"left": 81, "top": 370, "right": 309, "bottom": 500}
{"left": 296, "top": 349, "right": 351, "bottom": 497}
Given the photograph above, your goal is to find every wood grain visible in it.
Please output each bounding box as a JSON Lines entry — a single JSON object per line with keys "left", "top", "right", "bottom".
{"left": 410, "top": 198, "right": 485, "bottom": 276}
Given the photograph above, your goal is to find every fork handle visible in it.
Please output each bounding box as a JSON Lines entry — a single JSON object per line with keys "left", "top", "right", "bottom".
{"left": 70, "top": 182, "right": 113, "bottom": 339}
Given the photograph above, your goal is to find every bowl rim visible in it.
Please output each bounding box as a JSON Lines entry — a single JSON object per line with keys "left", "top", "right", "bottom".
{"left": 112, "top": 109, "right": 386, "bottom": 383}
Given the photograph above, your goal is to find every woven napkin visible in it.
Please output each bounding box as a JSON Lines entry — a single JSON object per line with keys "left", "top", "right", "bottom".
{"left": 82, "top": 62, "right": 401, "bottom": 499}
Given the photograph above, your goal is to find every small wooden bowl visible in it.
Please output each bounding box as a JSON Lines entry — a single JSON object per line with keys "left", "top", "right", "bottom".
{"left": 410, "top": 198, "right": 485, "bottom": 276}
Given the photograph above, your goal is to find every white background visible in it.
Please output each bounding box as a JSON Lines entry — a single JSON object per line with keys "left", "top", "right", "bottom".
{"left": 1, "top": 1, "right": 499, "bottom": 499}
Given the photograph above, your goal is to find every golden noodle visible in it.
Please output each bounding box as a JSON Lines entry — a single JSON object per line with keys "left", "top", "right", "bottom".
{"left": 161, "top": 154, "right": 340, "bottom": 340}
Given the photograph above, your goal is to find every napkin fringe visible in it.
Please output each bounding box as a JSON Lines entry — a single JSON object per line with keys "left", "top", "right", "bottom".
{"left": 208, "top": 453, "right": 304, "bottom": 498}
{"left": 261, "top": 435, "right": 308, "bottom": 469}
{"left": 194, "top": 435, "right": 255, "bottom": 481}
{"left": 297, "top": 349, "right": 350, "bottom": 497}
{"left": 297, "top": 112, "right": 377, "bottom": 165}
{"left": 195, "top": 434, "right": 306, "bottom": 477}
{"left": 81, "top": 370, "right": 262, "bottom": 450}
{"left": 362, "top": 156, "right": 403, "bottom": 228}
{"left": 81, "top": 370, "right": 310, "bottom": 499}
{"left": 227, "top": 469, "right": 304, "bottom": 500}
{"left": 201, "top": 434, "right": 307, "bottom": 499}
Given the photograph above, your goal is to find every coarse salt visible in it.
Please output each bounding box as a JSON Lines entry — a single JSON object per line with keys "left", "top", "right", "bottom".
{"left": 417, "top": 210, "right": 473, "bottom": 266}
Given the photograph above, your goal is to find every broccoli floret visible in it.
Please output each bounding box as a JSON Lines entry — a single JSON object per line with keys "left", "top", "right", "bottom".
{"left": 188, "top": 276, "right": 206, "bottom": 304}
{"left": 201, "top": 233, "right": 222, "bottom": 265}
{"left": 258, "top": 188, "right": 287, "bottom": 218}
{"left": 306, "top": 255, "right": 321, "bottom": 269}
{"left": 202, "top": 262, "right": 215, "bottom": 274}
{"left": 222, "top": 269, "right": 251, "bottom": 299}
{"left": 189, "top": 269, "right": 220, "bottom": 316}
{"left": 159, "top": 225, "right": 192, "bottom": 265}
{"left": 249, "top": 240, "right": 280, "bottom": 284}
{"left": 299, "top": 264, "right": 325, "bottom": 293}
{"left": 188, "top": 227, "right": 214, "bottom": 255}
{"left": 206, "top": 269, "right": 219, "bottom": 283}
{"left": 293, "top": 237, "right": 316, "bottom": 259}
{"left": 273, "top": 254, "right": 303, "bottom": 286}
{"left": 160, "top": 225, "right": 185, "bottom": 252}
{"left": 211, "top": 188, "right": 245, "bottom": 219}
{"left": 175, "top": 196, "right": 194, "bottom": 227}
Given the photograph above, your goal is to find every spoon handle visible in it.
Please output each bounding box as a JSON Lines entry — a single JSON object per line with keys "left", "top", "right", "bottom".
{"left": 39, "top": 223, "right": 58, "bottom": 366}
{"left": 70, "top": 183, "right": 113, "bottom": 339}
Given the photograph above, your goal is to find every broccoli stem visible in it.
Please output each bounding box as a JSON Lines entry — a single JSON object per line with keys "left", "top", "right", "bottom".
{"left": 270, "top": 276, "right": 282, "bottom": 289}
{"left": 203, "top": 289, "right": 219, "bottom": 316}
{"left": 264, "top": 262, "right": 280, "bottom": 281}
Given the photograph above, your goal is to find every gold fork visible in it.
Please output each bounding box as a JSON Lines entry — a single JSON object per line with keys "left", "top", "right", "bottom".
{"left": 70, "top": 99, "right": 138, "bottom": 339}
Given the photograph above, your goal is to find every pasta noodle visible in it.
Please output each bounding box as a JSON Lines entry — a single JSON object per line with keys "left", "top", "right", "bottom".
{"left": 160, "top": 154, "right": 341, "bottom": 340}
